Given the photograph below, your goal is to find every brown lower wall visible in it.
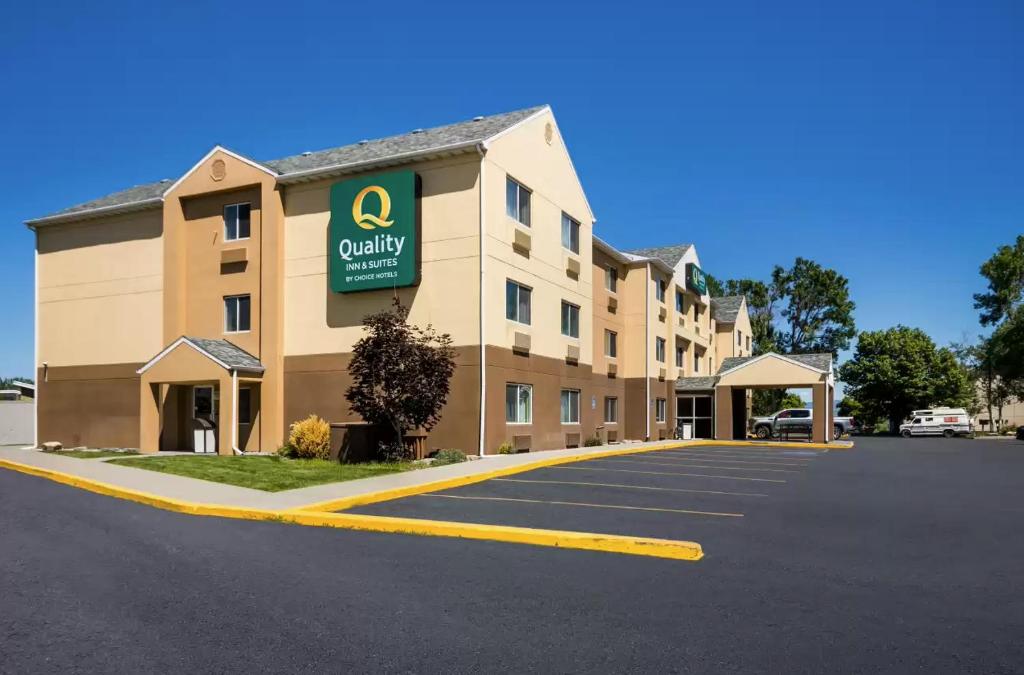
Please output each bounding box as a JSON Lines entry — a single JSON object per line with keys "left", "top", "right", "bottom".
{"left": 37, "top": 364, "right": 142, "bottom": 448}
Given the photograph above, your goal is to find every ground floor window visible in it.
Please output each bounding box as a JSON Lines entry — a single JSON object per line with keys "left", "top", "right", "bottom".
{"left": 677, "top": 395, "right": 714, "bottom": 439}
{"left": 604, "top": 396, "right": 618, "bottom": 423}
{"left": 655, "top": 398, "right": 667, "bottom": 423}
{"left": 560, "top": 389, "right": 580, "bottom": 424}
{"left": 506, "top": 383, "right": 533, "bottom": 424}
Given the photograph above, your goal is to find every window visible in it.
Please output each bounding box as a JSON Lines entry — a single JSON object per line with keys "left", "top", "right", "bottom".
{"left": 238, "top": 387, "right": 252, "bottom": 425}
{"left": 675, "top": 345, "right": 684, "bottom": 368}
{"left": 738, "top": 331, "right": 743, "bottom": 346}
{"left": 561, "top": 301, "right": 580, "bottom": 338}
{"left": 561, "top": 213, "right": 580, "bottom": 254}
{"left": 655, "top": 398, "right": 667, "bottom": 423}
{"left": 505, "top": 177, "right": 531, "bottom": 226}
{"left": 223, "top": 203, "right": 251, "bottom": 241}
{"left": 605, "top": 266, "right": 618, "bottom": 293}
{"left": 693, "top": 352, "right": 700, "bottom": 373}
{"left": 224, "top": 295, "right": 251, "bottom": 333}
{"left": 746, "top": 335, "right": 751, "bottom": 351}
{"left": 655, "top": 337, "right": 666, "bottom": 363}
{"left": 605, "top": 330, "right": 617, "bottom": 358}
{"left": 560, "top": 389, "right": 580, "bottom": 424}
{"left": 506, "top": 384, "right": 533, "bottom": 424}
{"left": 676, "top": 290, "right": 684, "bottom": 313}
{"left": 506, "top": 280, "right": 532, "bottom": 324}
{"left": 656, "top": 278, "right": 667, "bottom": 302}
{"left": 792, "top": 410, "right": 811, "bottom": 419}
{"left": 604, "top": 397, "right": 618, "bottom": 423}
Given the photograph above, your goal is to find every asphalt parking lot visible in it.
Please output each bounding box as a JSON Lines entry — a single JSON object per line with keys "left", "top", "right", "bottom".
{"left": 3, "top": 436, "right": 1024, "bottom": 673}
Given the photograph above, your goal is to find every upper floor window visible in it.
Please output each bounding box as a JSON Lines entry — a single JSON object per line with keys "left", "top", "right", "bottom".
{"left": 224, "top": 203, "right": 251, "bottom": 241}
{"left": 675, "top": 290, "right": 684, "bottom": 313}
{"left": 224, "top": 294, "right": 251, "bottom": 333}
{"left": 506, "top": 280, "right": 532, "bottom": 325}
{"left": 693, "top": 352, "right": 700, "bottom": 373}
{"left": 656, "top": 279, "right": 667, "bottom": 302}
{"left": 738, "top": 331, "right": 743, "bottom": 346}
{"left": 505, "top": 177, "right": 531, "bottom": 227}
{"left": 560, "top": 301, "right": 580, "bottom": 338}
{"left": 605, "top": 329, "right": 617, "bottom": 358}
{"left": 675, "top": 345, "right": 684, "bottom": 368}
{"left": 561, "top": 213, "right": 580, "bottom": 254}
{"left": 605, "top": 266, "right": 618, "bottom": 293}
{"left": 655, "top": 337, "right": 666, "bottom": 363}
{"left": 746, "top": 335, "right": 751, "bottom": 351}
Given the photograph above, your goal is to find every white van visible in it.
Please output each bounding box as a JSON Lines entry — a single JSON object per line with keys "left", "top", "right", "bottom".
{"left": 900, "top": 408, "right": 972, "bottom": 438}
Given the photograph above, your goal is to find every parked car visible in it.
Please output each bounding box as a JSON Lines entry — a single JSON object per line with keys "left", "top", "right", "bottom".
{"left": 750, "top": 409, "right": 855, "bottom": 440}
{"left": 899, "top": 408, "right": 972, "bottom": 438}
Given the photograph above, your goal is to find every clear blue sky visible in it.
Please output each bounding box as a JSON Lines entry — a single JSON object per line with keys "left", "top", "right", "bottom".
{"left": 1, "top": 1, "right": 1020, "bottom": 378}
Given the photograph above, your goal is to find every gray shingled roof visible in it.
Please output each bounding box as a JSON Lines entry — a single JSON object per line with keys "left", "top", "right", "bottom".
{"left": 718, "top": 353, "right": 832, "bottom": 375}
{"left": 711, "top": 296, "right": 745, "bottom": 324}
{"left": 185, "top": 337, "right": 263, "bottom": 372}
{"left": 674, "top": 376, "right": 719, "bottom": 392}
{"left": 31, "top": 106, "right": 547, "bottom": 223}
{"left": 623, "top": 244, "right": 692, "bottom": 268}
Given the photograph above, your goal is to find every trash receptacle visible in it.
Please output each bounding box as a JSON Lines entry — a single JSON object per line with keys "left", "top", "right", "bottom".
{"left": 191, "top": 417, "right": 217, "bottom": 454}
{"left": 680, "top": 423, "right": 693, "bottom": 440}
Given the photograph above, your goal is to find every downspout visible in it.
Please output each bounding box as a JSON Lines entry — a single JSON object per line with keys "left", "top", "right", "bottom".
{"left": 231, "top": 369, "right": 245, "bottom": 455}
{"left": 477, "top": 142, "right": 488, "bottom": 457}
{"left": 645, "top": 262, "right": 651, "bottom": 441}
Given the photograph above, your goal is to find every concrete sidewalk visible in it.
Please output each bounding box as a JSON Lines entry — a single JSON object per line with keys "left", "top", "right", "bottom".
{"left": 0, "top": 441, "right": 668, "bottom": 510}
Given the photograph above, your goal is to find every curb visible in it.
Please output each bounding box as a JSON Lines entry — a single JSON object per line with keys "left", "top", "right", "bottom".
{"left": 0, "top": 458, "right": 703, "bottom": 562}
{"left": 296, "top": 439, "right": 848, "bottom": 512}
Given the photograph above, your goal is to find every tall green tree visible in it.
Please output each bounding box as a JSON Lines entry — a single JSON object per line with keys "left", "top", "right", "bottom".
{"left": 772, "top": 258, "right": 856, "bottom": 357}
{"left": 974, "top": 234, "right": 1024, "bottom": 326}
{"left": 840, "top": 326, "right": 973, "bottom": 432}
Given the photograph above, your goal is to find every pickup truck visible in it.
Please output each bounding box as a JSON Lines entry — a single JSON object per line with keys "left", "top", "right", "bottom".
{"left": 750, "top": 409, "right": 855, "bottom": 440}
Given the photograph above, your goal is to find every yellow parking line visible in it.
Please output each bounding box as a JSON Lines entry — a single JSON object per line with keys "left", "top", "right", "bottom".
{"left": 418, "top": 493, "right": 744, "bottom": 518}
{"left": 492, "top": 477, "right": 769, "bottom": 497}
{"left": 596, "top": 458, "right": 799, "bottom": 473}
{"left": 638, "top": 454, "right": 810, "bottom": 467}
{"left": 552, "top": 465, "right": 787, "bottom": 483}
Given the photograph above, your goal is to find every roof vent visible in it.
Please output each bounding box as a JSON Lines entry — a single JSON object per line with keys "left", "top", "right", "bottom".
{"left": 472, "top": 116, "right": 484, "bottom": 121}
{"left": 159, "top": 178, "right": 171, "bottom": 183}
{"left": 358, "top": 139, "right": 369, "bottom": 145}
{"left": 301, "top": 151, "right": 312, "bottom": 157}
{"left": 411, "top": 128, "right": 424, "bottom": 134}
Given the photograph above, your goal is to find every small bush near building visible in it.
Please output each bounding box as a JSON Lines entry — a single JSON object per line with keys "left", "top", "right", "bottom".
{"left": 432, "top": 448, "right": 467, "bottom": 466}
{"left": 583, "top": 437, "right": 603, "bottom": 447}
{"left": 496, "top": 441, "right": 515, "bottom": 455}
{"left": 276, "top": 444, "right": 296, "bottom": 458}
{"left": 288, "top": 415, "right": 331, "bottom": 460}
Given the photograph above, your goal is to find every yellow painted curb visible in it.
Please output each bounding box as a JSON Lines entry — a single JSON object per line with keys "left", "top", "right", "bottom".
{"left": 296, "top": 439, "right": 849, "bottom": 512}
{"left": 0, "top": 458, "right": 702, "bottom": 562}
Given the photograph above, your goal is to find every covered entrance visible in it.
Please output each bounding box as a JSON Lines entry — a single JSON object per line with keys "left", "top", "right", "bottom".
{"left": 713, "top": 353, "right": 835, "bottom": 443}
{"left": 674, "top": 377, "right": 718, "bottom": 439}
{"left": 136, "top": 337, "right": 264, "bottom": 454}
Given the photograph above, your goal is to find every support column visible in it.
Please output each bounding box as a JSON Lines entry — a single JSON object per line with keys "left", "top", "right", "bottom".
{"left": 714, "top": 386, "right": 733, "bottom": 440}
{"left": 811, "top": 382, "right": 828, "bottom": 443}
{"left": 139, "top": 381, "right": 161, "bottom": 454}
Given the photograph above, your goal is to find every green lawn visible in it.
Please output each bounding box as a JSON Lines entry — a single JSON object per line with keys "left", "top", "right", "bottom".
{"left": 106, "top": 455, "right": 416, "bottom": 492}
{"left": 43, "top": 449, "right": 140, "bottom": 460}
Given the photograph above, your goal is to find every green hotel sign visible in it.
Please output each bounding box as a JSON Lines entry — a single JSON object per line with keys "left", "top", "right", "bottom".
{"left": 685, "top": 262, "right": 708, "bottom": 295}
{"left": 329, "top": 170, "right": 420, "bottom": 293}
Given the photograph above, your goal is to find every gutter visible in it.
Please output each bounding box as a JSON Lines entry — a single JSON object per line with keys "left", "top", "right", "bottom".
{"left": 25, "top": 197, "right": 164, "bottom": 229}
{"left": 274, "top": 140, "right": 486, "bottom": 185}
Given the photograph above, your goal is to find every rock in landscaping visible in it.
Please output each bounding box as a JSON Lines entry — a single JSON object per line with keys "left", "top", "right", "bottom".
{"left": 41, "top": 441, "right": 63, "bottom": 451}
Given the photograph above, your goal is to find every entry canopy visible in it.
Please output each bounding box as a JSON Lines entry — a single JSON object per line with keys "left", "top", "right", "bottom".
{"left": 675, "top": 352, "right": 833, "bottom": 392}
{"left": 137, "top": 336, "right": 264, "bottom": 379}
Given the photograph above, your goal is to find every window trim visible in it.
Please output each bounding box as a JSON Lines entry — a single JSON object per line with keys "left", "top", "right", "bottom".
{"left": 605, "top": 266, "right": 618, "bottom": 294}
{"left": 223, "top": 294, "right": 252, "bottom": 334}
{"left": 656, "top": 278, "right": 667, "bottom": 303}
{"left": 560, "top": 388, "right": 581, "bottom": 425}
{"left": 223, "top": 202, "right": 251, "bottom": 242}
{"left": 655, "top": 337, "right": 666, "bottom": 363}
{"left": 505, "top": 279, "right": 532, "bottom": 325}
{"left": 560, "top": 300, "right": 580, "bottom": 339}
{"left": 561, "top": 212, "right": 580, "bottom": 255}
{"left": 505, "top": 383, "right": 533, "bottom": 425}
{"left": 505, "top": 176, "right": 532, "bottom": 227}
{"left": 604, "top": 396, "right": 618, "bottom": 424}
{"left": 605, "top": 329, "right": 618, "bottom": 358}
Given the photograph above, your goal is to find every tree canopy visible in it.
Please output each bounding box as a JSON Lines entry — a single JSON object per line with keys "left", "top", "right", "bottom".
{"left": 973, "top": 234, "right": 1024, "bottom": 326}
{"left": 839, "top": 326, "right": 973, "bottom": 430}
{"left": 346, "top": 299, "right": 457, "bottom": 458}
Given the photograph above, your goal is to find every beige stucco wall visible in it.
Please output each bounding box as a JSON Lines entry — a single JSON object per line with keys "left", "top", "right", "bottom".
{"left": 717, "top": 356, "right": 827, "bottom": 388}
{"left": 283, "top": 155, "right": 482, "bottom": 354}
{"left": 38, "top": 209, "right": 164, "bottom": 366}
{"left": 483, "top": 109, "right": 594, "bottom": 364}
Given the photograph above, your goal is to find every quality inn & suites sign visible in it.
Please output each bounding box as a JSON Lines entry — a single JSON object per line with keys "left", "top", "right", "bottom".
{"left": 329, "top": 170, "right": 420, "bottom": 293}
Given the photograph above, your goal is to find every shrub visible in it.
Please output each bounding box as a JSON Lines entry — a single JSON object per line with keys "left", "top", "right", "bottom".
{"left": 287, "top": 415, "right": 331, "bottom": 460}
{"left": 276, "top": 444, "right": 296, "bottom": 458}
{"left": 377, "top": 439, "right": 409, "bottom": 462}
{"left": 496, "top": 441, "right": 515, "bottom": 455}
{"left": 432, "top": 448, "right": 467, "bottom": 466}
{"left": 583, "top": 436, "right": 603, "bottom": 447}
